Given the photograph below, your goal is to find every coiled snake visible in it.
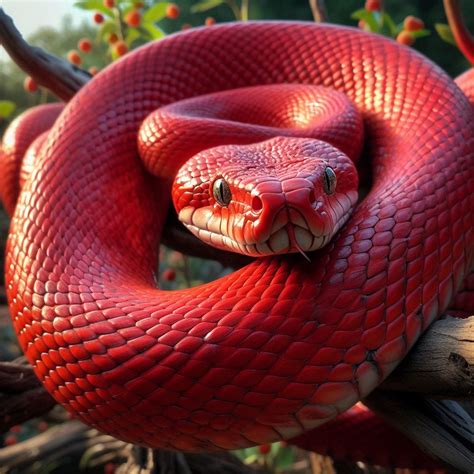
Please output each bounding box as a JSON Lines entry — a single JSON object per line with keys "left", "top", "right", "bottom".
{"left": 1, "top": 23, "right": 473, "bottom": 458}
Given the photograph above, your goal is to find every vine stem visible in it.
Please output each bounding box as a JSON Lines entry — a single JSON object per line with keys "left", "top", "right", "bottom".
{"left": 443, "top": 0, "right": 474, "bottom": 65}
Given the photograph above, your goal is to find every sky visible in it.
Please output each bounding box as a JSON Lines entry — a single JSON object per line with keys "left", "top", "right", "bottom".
{"left": 0, "top": 0, "right": 89, "bottom": 60}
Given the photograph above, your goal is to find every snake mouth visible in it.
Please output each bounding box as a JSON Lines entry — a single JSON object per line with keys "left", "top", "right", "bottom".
{"left": 179, "top": 205, "right": 333, "bottom": 257}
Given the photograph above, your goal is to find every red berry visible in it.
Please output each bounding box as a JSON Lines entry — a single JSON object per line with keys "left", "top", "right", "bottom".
{"left": 38, "top": 421, "right": 49, "bottom": 432}
{"left": 162, "top": 268, "right": 176, "bottom": 281}
{"left": 93, "top": 12, "right": 104, "bottom": 24}
{"left": 4, "top": 435, "right": 17, "bottom": 446}
{"left": 89, "top": 66, "right": 99, "bottom": 76}
{"left": 181, "top": 23, "right": 192, "bottom": 31}
{"left": 358, "top": 19, "right": 365, "bottom": 29}
{"left": 396, "top": 31, "right": 414, "bottom": 46}
{"left": 205, "top": 17, "right": 216, "bottom": 26}
{"left": 67, "top": 50, "right": 82, "bottom": 65}
{"left": 103, "top": 0, "right": 114, "bottom": 7}
{"left": 114, "top": 41, "right": 128, "bottom": 57}
{"left": 365, "top": 0, "right": 381, "bottom": 11}
{"left": 10, "top": 425, "right": 21, "bottom": 434}
{"left": 403, "top": 16, "right": 424, "bottom": 32}
{"left": 166, "top": 4, "right": 180, "bottom": 19}
{"left": 24, "top": 76, "right": 38, "bottom": 93}
{"left": 124, "top": 10, "right": 141, "bottom": 27}
{"left": 104, "top": 463, "right": 116, "bottom": 474}
{"left": 259, "top": 444, "right": 271, "bottom": 455}
{"left": 108, "top": 33, "right": 119, "bottom": 44}
{"left": 78, "top": 38, "right": 92, "bottom": 53}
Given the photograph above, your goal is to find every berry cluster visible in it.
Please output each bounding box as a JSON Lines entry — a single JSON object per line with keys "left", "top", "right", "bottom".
{"left": 355, "top": 0, "right": 429, "bottom": 47}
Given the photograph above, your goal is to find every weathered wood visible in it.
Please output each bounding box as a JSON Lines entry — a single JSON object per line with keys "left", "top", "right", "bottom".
{"left": 365, "top": 392, "right": 474, "bottom": 472}
{"left": 381, "top": 316, "right": 474, "bottom": 399}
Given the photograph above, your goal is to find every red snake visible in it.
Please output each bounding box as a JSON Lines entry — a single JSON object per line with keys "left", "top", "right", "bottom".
{"left": 1, "top": 23, "right": 474, "bottom": 461}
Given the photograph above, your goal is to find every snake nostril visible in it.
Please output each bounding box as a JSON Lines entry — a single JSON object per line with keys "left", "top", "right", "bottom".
{"left": 252, "top": 196, "right": 263, "bottom": 213}
{"left": 308, "top": 189, "right": 316, "bottom": 205}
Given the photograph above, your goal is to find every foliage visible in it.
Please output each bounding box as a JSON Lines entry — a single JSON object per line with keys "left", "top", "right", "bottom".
{"left": 0, "top": 101, "right": 16, "bottom": 120}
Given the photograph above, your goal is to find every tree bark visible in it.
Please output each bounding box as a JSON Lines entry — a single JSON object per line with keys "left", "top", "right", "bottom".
{"left": 365, "top": 393, "right": 473, "bottom": 472}
{"left": 380, "top": 316, "right": 474, "bottom": 399}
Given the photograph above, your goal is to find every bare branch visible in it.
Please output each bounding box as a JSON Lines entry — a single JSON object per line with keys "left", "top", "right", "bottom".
{"left": 0, "top": 7, "right": 90, "bottom": 101}
{"left": 309, "top": 0, "right": 328, "bottom": 23}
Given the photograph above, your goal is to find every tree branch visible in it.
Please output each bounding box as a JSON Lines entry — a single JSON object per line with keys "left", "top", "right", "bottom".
{"left": 0, "top": 357, "right": 56, "bottom": 431}
{"left": 0, "top": 420, "right": 128, "bottom": 470}
{"left": 309, "top": 0, "right": 328, "bottom": 23}
{"left": 364, "top": 393, "right": 473, "bottom": 472}
{"left": 0, "top": 7, "right": 90, "bottom": 101}
{"left": 380, "top": 316, "right": 473, "bottom": 399}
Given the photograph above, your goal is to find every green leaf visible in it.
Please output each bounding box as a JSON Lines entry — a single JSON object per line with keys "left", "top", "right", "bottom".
{"left": 411, "top": 28, "right": 431, "bottom": 39}
{"left": 143, "top": 2, "right": 171, "bottom": 23}
{"left": 274, "top": 445, "right": 294, "bottom": 471}
{"left": 351, "top": 9, "right": 379, "bottom": 33}
{"left": 243, "top": 454, "right": 258, "bottom": 464}
{"left": 74, "top": 0, "right": 114, "bottom": 17}
{"left": 191, "top": 0, "right": 224, "bottom": 14}
{"left": 98, "top": 19, "right": 117, "bottom": 41}
{"left": 125, "top": 27, "right": 141, "bottom": 46}
{"left": 142, "top": 22, "right": 166, "bottom": 40}
{"left": 0, "top": 100, "right": 16, "bottom": 119}
{"left": 435, "top": 23, "right": 457, "bottom": 46}
{"left": 381, "top": 12, "right": 398, "bottom": 37}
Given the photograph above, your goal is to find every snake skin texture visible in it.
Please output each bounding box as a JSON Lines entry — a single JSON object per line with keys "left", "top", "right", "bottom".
{"left": 0, "top": 103, "right": 63, "bottom": 215}
{"left": 4, "top": 23, "right": 474, "bottom": 453}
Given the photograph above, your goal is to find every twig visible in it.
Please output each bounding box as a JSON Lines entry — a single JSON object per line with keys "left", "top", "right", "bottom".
{"left": 443, "top": 0, "right": 474, "bottom": 65}
{"left": 309, "top": 0, "right": 328, "bottom": 23}
{"left": 0, "top": 7, "right": 90, "bottom": 101}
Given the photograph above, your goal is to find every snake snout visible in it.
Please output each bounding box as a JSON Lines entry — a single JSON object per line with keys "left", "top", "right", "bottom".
{"left": 249, "top": 179, "right": 330, "bottom": 254}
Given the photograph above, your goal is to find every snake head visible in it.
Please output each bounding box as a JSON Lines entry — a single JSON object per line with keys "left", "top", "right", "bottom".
{"left": 172, "top": 137, "right": 358, "bottom": 257}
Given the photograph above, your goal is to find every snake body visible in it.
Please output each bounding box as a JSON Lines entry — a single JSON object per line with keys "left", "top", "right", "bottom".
{"left": 2, "top": 23, "right": 474, "bottom": 454}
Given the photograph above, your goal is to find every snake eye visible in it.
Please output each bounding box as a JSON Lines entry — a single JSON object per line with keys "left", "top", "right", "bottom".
{"left": 212, "top": 178, "right": 232, "bottom": 206}
{"left": 323, "top": 167, "right": 337, "bottom": 195}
